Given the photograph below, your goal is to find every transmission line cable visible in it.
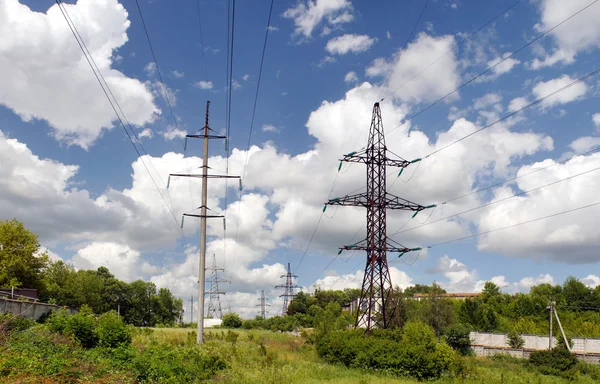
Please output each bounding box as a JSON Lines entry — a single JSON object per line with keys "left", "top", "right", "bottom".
{"left": 379, "top": 0, "right": 429, "bottom": 98}
{"left": 392, "top": 161, "right": 600, "bottom": 237}
{"left": 56, "top": 0, "right": 190, "bottom": 251}
{"left": 196, "top": 0, "right": 209, "bottom": 82}
{"left": 385, "top": 0, "right": 599, "bottom": 137}
{"left": 425, "top": 201, "right": 600, "bottom": 249}
{"left": 233, "top": 0, "right": 275, "bottom": 250}
{"left": 380, "top": 0, "right": 522, "bottom": 102}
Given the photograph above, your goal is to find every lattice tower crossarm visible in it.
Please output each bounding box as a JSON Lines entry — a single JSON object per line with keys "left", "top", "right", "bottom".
{"left": 323, "top": 102, "right": 431, "bottom": 332}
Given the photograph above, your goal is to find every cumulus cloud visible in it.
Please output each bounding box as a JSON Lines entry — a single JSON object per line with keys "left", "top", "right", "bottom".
{"left": 325, "top": 34, "right": 375, "bottom": 55}
{"left": 161, "top": 126, "right": 187, "bottom": 141}
{"left": 366, "top": 33, "right": 460, "bottom": 104}
{"left": 194, "top": 80, "right": 213, "bottom": 90}
{"left": 171, "top": 70, "right": 185, "bottom": 79}
{"left": 477, "top": 54, "right": 520, "bottom": 82}
{"left": 0, "top": 0, "right": 160, "bottom": 149}
{"left": 508, "top": 97, "right": 529, "bottom": 112}
{"left": 532, "top": 75, "right": 587, "bottom": 108}
{"left": 262, "top": 124, "right": 279, "bottom": 133}
{"left": 138, "top": 128, "right": 153, "bottom": 140}
{"left": 531, "top": 0, "right": 600, "bottom": 68}
{"left": 593, "top": 113, "right": 600, "bottom": 129}
{"left": 283, "top": 0, "right": 353, "bottom": 39}
{"left": 312, "top": 266, "right": 412, "bottom": 291}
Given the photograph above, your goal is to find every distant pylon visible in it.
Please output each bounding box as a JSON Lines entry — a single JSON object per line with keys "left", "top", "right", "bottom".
{"left": 206, "top": 254, "right": 229, "bottom": 319}
{"left": 275, "top": 263, "right": 300, "bottom": 316}
{"left": 256, "top": 290, "right": 271, "bottom": 319}
{"left": 324, "top": 102, "right": 434, "bottom": 332}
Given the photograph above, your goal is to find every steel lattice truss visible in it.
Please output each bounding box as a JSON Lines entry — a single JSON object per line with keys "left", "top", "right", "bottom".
{"left": 206, "top": 254, "right": 229, "bottom": 319}
{"left": 324, "top": 102, "right": 429, "bottom": 332}
{"left": 275, "top": 262, "right": 300, "bottom": 316}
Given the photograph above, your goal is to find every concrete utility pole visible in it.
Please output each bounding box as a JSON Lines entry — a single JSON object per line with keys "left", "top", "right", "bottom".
{"left": 168, "top": 101, "right": 239, "bottom": 344}
{"left": 547, "top": 301, "right": 554, "bottom": 349}
{"left": 189, "top": 295, "right": 194, "bottom": 324}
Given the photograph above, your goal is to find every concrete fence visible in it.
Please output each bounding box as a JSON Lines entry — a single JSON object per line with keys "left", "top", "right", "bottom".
{"left": 470, "top": 331, "right": 600, "bottom": 354}
{"left": 0, "top": 297, "right": 77, "bottom": 321}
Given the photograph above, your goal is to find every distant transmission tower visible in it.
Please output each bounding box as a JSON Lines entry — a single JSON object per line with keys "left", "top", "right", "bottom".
{"left": 275, "top": 263, "right": 300, "bottom": 316}
{"left": 256, "top": 290, "right": 271, "bottom": 319}
{"left": 324, "top": 102, "right": 433, "bottom": 332}
{"left": 206, "top": 254, "right": 229, "bottom": 319}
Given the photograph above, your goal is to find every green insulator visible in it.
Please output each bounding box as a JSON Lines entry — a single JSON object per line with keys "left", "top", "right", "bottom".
{"left": 180, "top": 216, "right": 185, "bottom": 229}
{"left": 410, "top": 158, "right": 422, "bottom": 163}
{"left": 184, "top": 137, "right": 188, "bottom": 151}
{"left": 398, "top": 252, "right": 406, "bottom": 258}
{"left": 166, "top": 175, "right": 171, "bottom": 189}
{"left": 412, "top": 211, "right": 419, "bottom": 219}
{"left": 347, "top": 151, "right": 356, "bottom": 156}
{"left": 411, "top": 247, "right": 422, "bottom": 252}
{"left": 338, "top": 162, "right": 342, "bottom": 171}
{"left": 331, "top": 197, "right": 340, "bottom": 202}
{"left": 338, "top": 249, "right": 343, "bottom": 255}
{"left": 398, "top": 168, "right": 404, "bottom": 177}
{"left": 239, "top": 179, "right": 243, "bottom": 191}
{"left": 223, "top": 218, "right": 226, "bottom": 230}
{"left": 322, "top": 205, "right": 327, "bottom": 213}
{"left": 425, "top": 204, "right": 436, "bottom": 209}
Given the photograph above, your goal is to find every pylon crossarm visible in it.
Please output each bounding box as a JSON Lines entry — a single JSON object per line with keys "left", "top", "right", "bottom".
{"left": 169, "top": 173, "right": 240, "bottom": 179}
{"left": 339, "top": 149, "right": 411, "bottom": 168}
{"left": 185, "top": 133, "right": 227, "bottom": 140}
{"left": 385, "top": 193, "right": 435, "bottom": 211}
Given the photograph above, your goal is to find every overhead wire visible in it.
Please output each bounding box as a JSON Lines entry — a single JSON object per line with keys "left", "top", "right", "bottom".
{"left": 233, "top": 0, "right": 275, "bottom": 253}
{"left": 55, "top": 0, "right": 191, "bottom": 251}
{"left": 385, "top": 0, "right": 599, "bottom": 137}
{"left": 196, "top": 0, "right": 209, "bottom": 83}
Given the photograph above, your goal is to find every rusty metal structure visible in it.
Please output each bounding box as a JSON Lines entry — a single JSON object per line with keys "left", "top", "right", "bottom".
{"left": 325, "top": 102, "right": 430, "bottom": 332}
{"left": 275, "top": 262, "right": 300, "bottom": 316}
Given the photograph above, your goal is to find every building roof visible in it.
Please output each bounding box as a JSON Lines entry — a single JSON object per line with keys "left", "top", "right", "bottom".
{"left": 413, "top": 292, "right": 480, "bottom": 298}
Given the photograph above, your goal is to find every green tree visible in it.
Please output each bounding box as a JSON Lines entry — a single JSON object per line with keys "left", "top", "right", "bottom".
{"left": 508, "top": 329, "right": 525, "bottom": 349}
{"left": 222, "top": 312, "right": 243, "bottom": 328}
{"left": 418, "top": 283, "right": 454, "bottom": 335}
{"left": 562, "top": 276, "right": 592, "bottom": 310}
{"left": 0, "top": 218, "right": 49, "bottom": 291}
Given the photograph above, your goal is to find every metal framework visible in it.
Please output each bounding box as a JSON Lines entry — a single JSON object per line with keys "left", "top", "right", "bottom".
{"left": 256, "top": 290, "right": 271, "bottom": 319}
{"left": 324, "top": 102, "right": 428, "bottom": 332}
{"left": 275, "top": 262, "right": 300, "bottom": 316}
{"left": 168, "top": 101, "right": 239, "bottom": 343}
{"left": 206, "top": 254, "right": 229, "bottom": 319}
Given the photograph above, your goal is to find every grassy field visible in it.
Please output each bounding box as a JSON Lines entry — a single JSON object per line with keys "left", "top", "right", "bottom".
{"left": 151, "top": 328, "right": 597, "bottom": 384}
{"left": 1, "top": 323, "right": 597, "bottom": 383}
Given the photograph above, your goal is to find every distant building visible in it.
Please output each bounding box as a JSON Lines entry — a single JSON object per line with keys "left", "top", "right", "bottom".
{"left": 411, "top": 292, "right": 479, "bottom": 301}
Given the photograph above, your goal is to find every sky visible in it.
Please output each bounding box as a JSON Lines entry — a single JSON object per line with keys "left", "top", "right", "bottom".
{"left": 1, "top": 0, "right": 600, "bottom": 319}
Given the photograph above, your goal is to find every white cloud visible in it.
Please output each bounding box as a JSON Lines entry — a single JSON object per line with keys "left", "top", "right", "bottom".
{"left": 518, "top": 274, "right": 555, "bottom": 291}
{"left": 386, "top": 31, "right": 391, "bottom": 40}
{"left": 366, "top": 33, "right": 460, "bottom": 104}
{"left": 316, "top": 56, "right": 337, "bottom": 68}
{"left": 282, "top": 0, "right": 353, "bottom": 39}
{"left": 0, "top": 0, "right": 159, "bottom": 149}
{"left": 581, "top": 275, "right": 600, "bottom": 288}
{"left": 161, "top": 126, "right": 186, "bottom": 141}
{"left": 508, "top": 97, "right": 529, "bottom": 112}
{"left": 144, "top": 62, "right": 157, "bottom": 77}
{"left": 313, "top": 266, "right": 412, "bottom": 291}
{"left": 325, "top": 34, "right": 376, "bottom": 55}
{"left": 531, "top": 0, "right": 600, "bottom": 68}
{"left": 171, "top": 70, "right": 185, "bottom": 79}
{"left": 473, "top": 93, "right": 502, "bottom": 110}
{"left": 477, "top": 54, "right": 520, "bottom": 82}
{"left": 593, "top": 113, "right": 600, "bottom": 129}
{"left": 232, "top": 79, "right": 241, "bottom": 89}
{"left": 344, "top": 71, "right": 358, "bottom": 83}
{"left": 138, "top": 128, "right": 153, "bottom": 140}
{"left": 194, "top": 80, "right": 213, "bottom": 90}
{"left": 532, "top": 75, "right": 587, "bottom": 108}
{"left": 450, "top": 3, "right": 458, "bottom": 10}
{"left": 242, "top": 74, "right": 249, "bottom": 81}
{"left": 262, "top": 124, "right": 279, "bottom": 133}
{"left": 267, "top": 25, "right": 279, "bottom": 32}
{"left": 477, "top": 152, "right": 600, "bottom": 263}
{"left": 569, "top": 136, "right": 600, "bottom": 154}
{"left": 147, "top": 81, "right": 177, "bottom": 106}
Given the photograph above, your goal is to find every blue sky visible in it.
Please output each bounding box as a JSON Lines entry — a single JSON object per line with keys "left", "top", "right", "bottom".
{"left": 1, "top": 0, "right": 600, "bottom": 318}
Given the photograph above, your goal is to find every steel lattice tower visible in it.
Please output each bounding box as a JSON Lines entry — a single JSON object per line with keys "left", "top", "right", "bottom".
{"left": 256, "top": 290, "right": 271, "bottom": 319}
{"left": 275, "top": 262, "right": 300, "bottom": 316}
{"left": 324, "top": 102, "right": 431, "bottom": 332}
{"left": 206, "top": 254, "right": 229, "bottom": 319}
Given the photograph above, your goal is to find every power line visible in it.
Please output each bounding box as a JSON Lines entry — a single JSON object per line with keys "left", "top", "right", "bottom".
{"left": 379, "top": 0, "right": 429, "bottom": 98}
{"left": 196, "top": 0, "right": 209, "bottom": 83}
{"left": 134, "top": 0, "right": 183, "bottom": 137}
{"left": 392, "top": 158, "right": 600, "bottom": 237}
{"left": 233, "top": 0, "right": 275, "bottom": 251}
{"left": 380, "top": 0, "right": 522, "bottom": 102}
{"left": 426, "top": 201, "right": 600, "bottom": 249}
{"left": 55, "top": 0, "right": 190, "bottom": 250}
{"left": 385, "top": 0, "right": 599, "bottom": 137}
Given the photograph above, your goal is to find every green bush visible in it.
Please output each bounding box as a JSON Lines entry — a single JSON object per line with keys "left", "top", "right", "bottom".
{"left": 316, "top": 322, "right": 463, "bottom": 380}
{"left": 95, "top": 311, "right": 131, "bottom": 348}
{"left": 444, "top": 323, "right": 472, "bottom": 355}
{"left": 529, "top": 348, "right": 578, "bottom": 378}
{"left": 0, "top": 313, "right": 36, "bottom": 333}
{"left": 507, "top": 329, "right": 525, "bottom": 349}
{"left": 64, "top": 308, "right": 98, "bottom": 349}
{"left": 222, "top": 312, "right": 243, "bottom": 328}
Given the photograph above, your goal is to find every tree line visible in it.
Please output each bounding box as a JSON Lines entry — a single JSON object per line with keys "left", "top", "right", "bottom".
{"left": 0, "top": 218, "right": 182, "bottom": 326}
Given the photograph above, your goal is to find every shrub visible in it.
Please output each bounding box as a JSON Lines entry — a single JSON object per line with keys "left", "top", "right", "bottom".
{"left": 64, "top": 309, "right": 98, "bottom": 349}
{"left": 95, "top": 311, "right": 131, "bottom": 348}
{"left": 444, "top": 323, "right": 472, "bottom": 355}
{"left": 225, "top": 330, "right": 239, "bottom": 344}
{"left": 0, "top": 313, "right": 36, "bottom": 334}
{"left": 507, "top": 329, "right": 525, "bottom": 349}
{"left": 222, "top": 312, "right": 243, "bottom": 328}
{"left": 529, "top": 348, "right": 578, "bottom": 378}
